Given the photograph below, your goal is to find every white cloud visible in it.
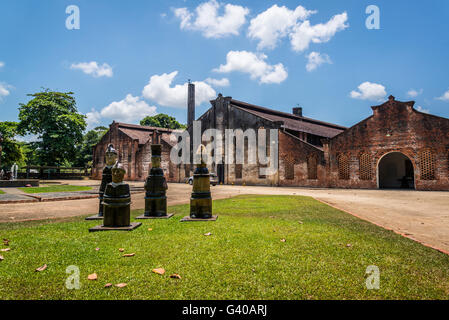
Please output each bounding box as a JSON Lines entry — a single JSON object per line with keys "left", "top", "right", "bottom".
{"left": 407, "top": 88, "right": 423, "bottom": 98}
{"left": 205, "top": 77, "right": 230, "bottom": 87}
{"left": 213, "top": 50, "right": 288, "bottom": 84}
{"left": 0, "top": 61, "right": 4, "bottom": 68}
{"left": 436, "top": 88, "right": 449, "bottom": 102}
{"left": 85, "top": 109, "right": 102, "bottom": 130}
{"left": 416, "top": 106, "right": 430, "bottom": 114}
{"left": 306, "top": 52, "right": 332, "bottom": 72}
{"left": 142, "top": 71, "right": 216, "bottom": 108}
{"left": 100, "top": 94, "right": 157, "bottom": 123}
{"left": 173, "top": 0, "right": 249, "bottom": 38}
{"left": 0, "top": 83, "right": 11, "bottom": 99}
{"left": 70, "top": 61, "right": 113, "bottom": 78}
{"left": 350, "top": 82, "right": 387, "bottom": 101}
{"left": 290, "top": 12, "right": 349, "bottom": 52}
{"left": 248, "top": 4, "right": 316, "bottom": 50}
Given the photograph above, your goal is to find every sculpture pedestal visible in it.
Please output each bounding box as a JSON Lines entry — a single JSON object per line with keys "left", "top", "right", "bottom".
{"left": 89, "top": 222, "right": 141, "bottom": 232}
{"left": 180, "top": 215, "right": 218, "bottom": 222}
{"left": 136, "top": 213, "right": 174, "bottom": 219}
{"left": 85, "top": 194, "right": 105, "bottom": 220}
{"left": 85, "top": 214, "right": 104, "bottom": 221}
{"left": 89, "top": 182, "right": 140, "bottom": 232}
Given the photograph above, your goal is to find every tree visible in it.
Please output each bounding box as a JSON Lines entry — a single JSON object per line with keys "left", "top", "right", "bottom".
{"left": 0, "top": 121, "right": 24, "bottom": 169}
{"left": 17, "top": 90, "right": 86, "bottom": 166}
{"left": 140, "top": 114, "right": 186, "bottom": 129}
{"left": 73, "top": 126, "right": 108, "bottom": 167}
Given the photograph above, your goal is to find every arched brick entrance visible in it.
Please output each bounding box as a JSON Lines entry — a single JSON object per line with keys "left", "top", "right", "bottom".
{"left": 377, "top": 152, "right": 415, "bottom": 189}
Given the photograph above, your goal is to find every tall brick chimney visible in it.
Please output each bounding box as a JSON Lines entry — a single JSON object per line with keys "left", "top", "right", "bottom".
{"left": 292, "top": 107, "right": 303, "bottom": 117}
{"left": 188, "top": 81, "right": 195, "bottom": 128}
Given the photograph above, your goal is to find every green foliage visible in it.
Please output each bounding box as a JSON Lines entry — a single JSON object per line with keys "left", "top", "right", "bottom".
{"left": 20, "top": 142, "right": 39, "bottom": 166}
{"left": 17, "top": 90, "right": 86, "bottom": 166}
{"left": 73, "top": 126, "right": 108, "bottom": 167}
{"left": 1, "top": 195, "right": 449, "bottom": 299}
{"left": 140, "top": 114, "right": 186, "bottom": 129}
{"left": 0, "top": 121, "right": 24, "bottom": 168}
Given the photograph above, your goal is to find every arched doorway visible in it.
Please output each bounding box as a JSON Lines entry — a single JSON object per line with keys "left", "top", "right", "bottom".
{"left": 378, "top": 152, "right": 415, "bottom": 189}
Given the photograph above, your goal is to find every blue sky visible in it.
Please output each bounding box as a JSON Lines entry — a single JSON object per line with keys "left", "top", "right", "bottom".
{"left": 0, "top": 0, "right": 448, "bottom": 131}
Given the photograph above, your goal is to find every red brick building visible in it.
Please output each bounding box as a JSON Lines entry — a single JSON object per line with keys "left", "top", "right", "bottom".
{"left": 324, "top": 95, "right": 449, "bottom": 190}
{"left": 91, "top": 122, "right": 180, "bottom": 182}
{"left": 92, "top": 93, "right": 449, "bottom": 191}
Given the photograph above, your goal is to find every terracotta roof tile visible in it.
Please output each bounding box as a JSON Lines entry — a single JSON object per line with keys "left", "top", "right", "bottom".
{"left": 115, "top": 122, "right": 181, "bottom": 145}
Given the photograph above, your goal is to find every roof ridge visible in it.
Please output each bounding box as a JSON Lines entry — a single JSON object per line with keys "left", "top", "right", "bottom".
{"left": 230, "top": 99, "right": 346, "bottom": 130}
{"left": 115, "top": 122, "right": 180, "bottom": 132}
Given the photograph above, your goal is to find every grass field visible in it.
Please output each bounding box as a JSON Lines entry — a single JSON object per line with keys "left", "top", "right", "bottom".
{"left": 18, "top": 185, "right": 92, "bottom": 194}
{"left": 0, "top": 195, "right": 448, "bottom": 300}
{"left": 0, "top": 190, "right": 4, "bottom": 194}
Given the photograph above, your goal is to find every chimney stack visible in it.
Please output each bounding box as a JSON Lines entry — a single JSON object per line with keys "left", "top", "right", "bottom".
{"left": 292, "top": 107, "right": 303, "bottom": 117}
{"left": 188, "top": 81, "right": 195, "bottom": 128}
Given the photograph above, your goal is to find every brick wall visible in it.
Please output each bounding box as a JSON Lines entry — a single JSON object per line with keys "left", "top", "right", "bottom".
{"left": 92, "top": 123, "right": 180, "bottom": 182}
{"left": 325, "top": 97, "right": 449, "bottom": 190}
{"left": 278, "top": 131, "right": 326, "bottom": 187}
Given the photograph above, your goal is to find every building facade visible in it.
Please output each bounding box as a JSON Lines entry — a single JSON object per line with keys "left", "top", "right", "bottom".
{"left": 91, "top": 122, "right": 180, "bottom": 182}
{"left": 323, "top": 95, "right": 449, "bottom": 190}
{"left": 92, "top": 91, "right": 449, "bottom": 191}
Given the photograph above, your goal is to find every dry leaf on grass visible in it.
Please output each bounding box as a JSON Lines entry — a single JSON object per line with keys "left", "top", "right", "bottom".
{"left": 104, "top": 283, "right": 113, "bottom": 288}
{"left": 95, "top": 248, "right": 100, "bottom": 251}
{"left": 152, "top": 268, "right": 166, "bottom": 275}
{"left": 204, "top": 232, "right": 212, "bottom": 236}
{"left": 170, "top": 274, "right": 182, "bottom": 279}
{"left": 123, "top": 253, "right": 135, "bottom": 257}
{"left": 115, "top": 283, "right": 127, "bottom": 288}
{"left": 118, "top": 248, "right": 125, "bottom": 252}
{"left": 3, "top": 239, "right": 9, "bottom": 245}
{"left": 35, "top": 264, "right": 47, "bottom": 272}
{"left": 148, "top": 228, "right": 153, "bottom": 231}
{"left": 346, "top": 244, "right": 352, "bottom": 248}
{"left": 1, "top": 248, "right": 10, "bottom": 252}
{"left": 280, "top": 239, "right": 286, "bottom": 242}
{"left": 88, "top": 273, "right": 98, "bottom": 280}
{"left": 0, "top": 255, "right": 3, "bottom": 261}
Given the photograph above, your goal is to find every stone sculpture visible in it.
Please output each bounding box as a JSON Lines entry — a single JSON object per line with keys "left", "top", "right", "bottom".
{"left": 137, "top": 144, "right": 173, "bottom": 219}
{"left": 181, "top": 145, "right": 217, "bottom": 222}
{"left": 89, "top": 161, "right": 141, "bottom": 232}
{"left": 86, "top": 144, "right": 117, "bottom": 220}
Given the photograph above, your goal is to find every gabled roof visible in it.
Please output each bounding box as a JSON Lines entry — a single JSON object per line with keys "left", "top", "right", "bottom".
{"left": 114, "top": 122, "right": 181, "bottom": 145}
{"left": 229, "top": 99, "right": 346, "bottom": 138}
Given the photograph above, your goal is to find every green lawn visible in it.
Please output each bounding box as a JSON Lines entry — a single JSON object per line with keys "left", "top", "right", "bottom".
{"left": 0, "top": 195, "right": 448, "bottom": 300}
{"left": 0, "top": 189, "right": 4, "bottom": 194}
{"left": 18, "top": 185, "right": 92, "bottom": 194}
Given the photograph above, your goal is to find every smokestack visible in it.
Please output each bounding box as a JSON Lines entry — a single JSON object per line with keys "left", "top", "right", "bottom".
{"left": 188, "top": 81, "right": 195, "bottom": 128}
{"left": 292, "top": 107, "right": 303, "bottom": 117}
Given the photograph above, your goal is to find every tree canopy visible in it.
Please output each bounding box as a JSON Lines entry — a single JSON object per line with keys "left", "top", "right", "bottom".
{"left": 17, "top": 90, "right": 86, "bottom": 166}
{"left": 0, "top": 121, "right": 24, "bottom": 168}
{"left": 140, "top": 114, "right": 186, "bottom": 129}
{"left": 73, "top": 126, "right": 108, "bottom": 167}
